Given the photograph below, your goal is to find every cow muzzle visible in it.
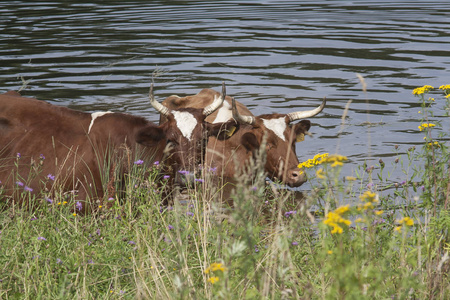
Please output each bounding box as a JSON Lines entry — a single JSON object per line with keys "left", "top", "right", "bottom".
{"left": 283, "top": 168, "right": 307, "bottom": 187}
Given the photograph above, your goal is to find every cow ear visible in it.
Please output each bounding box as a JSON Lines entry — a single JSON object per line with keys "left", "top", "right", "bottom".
{"left": 135, "top": 125, "right": 165, "bottom": 147}
{"left": 207, "top": 120, "right": 239, "bottom": 140}
{"left": 241, "top": 132, "right": 259, "bottom": 152}
{"left": 294, "top": 120, "right": 311, "bottom": 142}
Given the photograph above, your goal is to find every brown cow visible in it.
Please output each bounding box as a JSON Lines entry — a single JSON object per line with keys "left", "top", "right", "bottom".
{"left": 161, "top": 88, "right": 325, "bottom": 193}
{"left": 0, "top": 84, "right": 237, "bottom": 209}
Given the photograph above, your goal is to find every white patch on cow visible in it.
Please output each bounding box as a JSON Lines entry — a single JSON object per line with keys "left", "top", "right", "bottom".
{"left": 212, "top": 98, "right": 232, "bottom": 123}
{"left": 262, "top": 117, "right": 287, "bottom": 141}
{"left": 88, "top": 111, "right": 113, "bottom": 134}
{"left": 172, "top": 111, "right": 197, "bottom": 141}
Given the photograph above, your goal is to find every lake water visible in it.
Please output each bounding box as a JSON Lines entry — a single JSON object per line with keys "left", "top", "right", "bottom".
{"left": 1, "top": 0, "right": 449, "bottom": 190}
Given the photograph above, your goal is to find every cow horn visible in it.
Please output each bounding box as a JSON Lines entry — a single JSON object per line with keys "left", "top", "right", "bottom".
{"left": 286, "top": 97, "right": 326, "bottom": 123}
{"left": 203, "top": 82, "right": 226, "bottom": 116}
{"left": 232, "top": 96, "right": 255, "bottom": 125}
{"left": 149, "top": 83, "right": 171, "bottom": 116}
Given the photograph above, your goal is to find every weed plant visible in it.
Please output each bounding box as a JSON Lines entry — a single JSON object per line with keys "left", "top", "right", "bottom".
{"left": 0, "top": 85, "right": 450, "bottom": 299}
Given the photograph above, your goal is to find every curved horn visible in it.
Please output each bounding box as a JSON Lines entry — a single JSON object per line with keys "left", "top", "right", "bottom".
{"left": 286, "top": 97, "right": 326, "bottom": 123}
{"left": 232, "top": 96, "right": 255, "bottom": 125}
{"left": 149, "top": 83, "right": 171, "bottom": 116}
{"left": 203, "top": 82, "right": 226, "bottom": 116}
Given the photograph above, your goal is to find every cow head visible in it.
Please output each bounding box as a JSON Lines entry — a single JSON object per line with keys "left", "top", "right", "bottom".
{"left": 137, "top": 83, "right": 238, "bottom": 185}
{"left": 232, "top": 97, "right": 326, "bottom": 187}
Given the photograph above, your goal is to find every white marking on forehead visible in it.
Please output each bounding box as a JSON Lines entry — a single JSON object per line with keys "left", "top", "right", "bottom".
{"left": 172, "top": 111, "right": 197, "bottom": 141}
{"left": 212, "top": 99, "right": 232, "bottom": 123}
{"left": 88, "top": 111, "right": 113, "bottom": 134}
{"left": 262, "top": 117, "right": 287, "bottom": 141}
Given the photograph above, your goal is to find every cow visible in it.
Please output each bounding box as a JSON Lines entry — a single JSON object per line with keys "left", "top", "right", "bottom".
{"left": 0, "top": 84, "right": 238, "bottom": 210}
{"left": 160, "top": 88, "right": 325, "bottom": 197}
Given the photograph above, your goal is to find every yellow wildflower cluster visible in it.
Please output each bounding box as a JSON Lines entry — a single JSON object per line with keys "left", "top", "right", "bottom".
{"left": 323, "top": 205, "right": 352, "bottom": 234}
{"left": 439, "top": 84, "right": 450, "bottom": 98}
{"left": 358, "top": 190, "right": 379, "bottom": 211}
{"left": 427, "top": 141, "right": 440, "bottom": 148}
{"left": 298, "top": 153, "right": 329, "bottom": 169}
{"left": 412, "top": 85, "right": 434, "bottom": 95}
{"left": 208, "top": 277, "right": 219, "bottom": 284}
{"left": 418, "top": 123, "right": 435, "bottom": 131}
{"left": 394, "top": 216, "right": 414, "bottom": 232}
{"left": 204, "top": 262, "right": 226, "bottom": 274}
{"left": 321, "top": 154, "right": 348, "bottom": 167}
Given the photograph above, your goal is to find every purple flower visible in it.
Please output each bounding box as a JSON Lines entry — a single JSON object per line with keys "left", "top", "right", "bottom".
{"left": 47, "top": 174, "right": 55, "bottom": 181}
{"left": 24, "top": 186, "right": 33, "bottom": 192}
{"left": 420, "top": 185, "right": 425, "bottom": 191}
{"left": 178, "top": 170, "right": 190, "bottom": 175}
{"left": 252, "top": 186, "right": 257, "bottom": 191}
{"left": 153, "top": 161, "right": 160, "bottom": 165}
{"left": 96, "top": 229, "right": 101, "bottom": 236}
{"left": 186, "top": 211, "right": 194, "bottom": 217}
{"left": 16, "top": 153, "right": 21, "bottom": 158}
{"left": 209, "top": 167, "right": 217, "bottom": 174}
{"left": 366, "top": 183, "right": 374, "bottom": 189}
{"left": 30, "top": 216, "right": 38, "bottom": 221}
{"left": 56, "top": 258, "right": 62, "bottom": 264}
{"left": 76, "top": 201, "right": 82, "bottom": 211}
{"left": 39, "top": 154, "right": 45, "bottom": 160}
{"left": 292, "top": 241, "right": 299, "bottom": 246}
{"left": 46, "top": 197, "right": 53, "bottom": 204}
{"left": 284, "top": 210, "right": 297, "bottom": 217}
{"left": 16, "top": 181, "right": 24, "bottom": 187}
{"left": 400, "top": 181, "right": 407, "bottom": 186}
{"left": 37, "top": 236, "right": 46, "bottom": 241}
{"left": 163, "top": 175, "right": 170, "bottom": 179}
{"left": 134, "top": 159, "right": 144, "bottom": 165}
{"left": 168, "top": 225, "right": 174, "bottom": 230}
{"left": 87, "top": 259, "right": 94, "bottom": 264}
{"left": 255, "top": 246, "right": 259, "bottom": 253}
{"left": 128, "top": 241, "right": 136, "bottom": 245}
{"left": 194, "top": 178, "right": 204, "bottom": 183}
{"left": 120, "top": 290, "right": 126, "bottom": 295}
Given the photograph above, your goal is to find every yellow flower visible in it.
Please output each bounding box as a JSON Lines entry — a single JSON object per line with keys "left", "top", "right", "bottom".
{"left": 394, "top": 226, "right": 402, "bottom": 232}
{"left": 398, "top": 217, "right": 414, "bottom": 226}
{"left": 345, "top": 176, "right": 357, "bottom": 181}
{"left": 427, "top": 141, "right": 440, "bottom": 148}
{"left": 72, "top": 213, "right": 77, "bottom": 216}
{"left": 205, "top": 262, "right": 226, "bottom": 274}
{"left": 412, "top": 85, "right": 434, "bottom": 95}
{"left": 57, "top": 202, "right": 61, "bottom": 205}
{"left": 418, "top": 123, "right": 436, "bottom": 131}
{"left": 374, "top": 210, "right": 384, "bottom": 215}
{"left": 298, "top": 153, "right": 329, "bottom": 169}
{"left": 316, "top": 168, "right": 325, "bottom": 179}
{"left": 327, "top": 250, "right": 333, "bottom": 255}
{"left": 63, "top": 201, "right": 68, "bottom": 205}
{"left": 208, "top": 276, "right": 219, "bottom": 284}
{"left": 323, "top": 205, "right": 352, "bottom": 234}
{"left": 360, "top": 190, "right": 377, "bottom": 202}
{"left": 439, "top": 84, "right": 450, "bottom": 90}
{"left": 320, "top": 154, "right": 348, "bottom": 167}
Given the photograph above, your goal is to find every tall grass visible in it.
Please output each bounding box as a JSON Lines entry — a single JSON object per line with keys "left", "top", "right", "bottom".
{"left": 1, "top": 85, "right": 449, "bottom": 299}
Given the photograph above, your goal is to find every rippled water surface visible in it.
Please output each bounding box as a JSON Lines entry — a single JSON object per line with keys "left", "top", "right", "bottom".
{"left": 1, "top": 0, "right": 449, "bottom": 187}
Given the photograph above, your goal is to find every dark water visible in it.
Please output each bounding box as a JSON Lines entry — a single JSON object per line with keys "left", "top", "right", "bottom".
{"left": 1, "top": 1, "right": 450, "bottom": 188}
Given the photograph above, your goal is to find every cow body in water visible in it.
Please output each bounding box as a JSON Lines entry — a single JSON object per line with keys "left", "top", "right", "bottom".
{"left": 0, "top": 84, "right": 236, "bottom": 209}
{"left": 160, "top": 88, "right": 325, "bottom": 196}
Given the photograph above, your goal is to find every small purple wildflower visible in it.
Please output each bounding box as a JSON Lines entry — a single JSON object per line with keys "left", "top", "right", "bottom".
{"left": 366, "top": 183, "right": 374, "bottom": 189}
{"left": 96, "top": 229, "right": 101, "bottom": 236}
{"left": 186, "top": 211, "right": 194, "bottom": 217}
{"left": 56, "top": 258, "right": 62, "bottom": 264}
{"left": 168, "top": 225, "right": 174, "bottom": 230}
{"left": 420, "top": 185, "right": 425, "bottom": 191}
{"left": 163, "top": 175, "right": 170, "bottom": 179}
{"left": 24, "top": 186, "right": 33, "bottom": 192}
{"left": 265, "top": 201, "right": 269, "bottom": 205}
{"left": 115, "top": 215, "right": 122, "bottom": 220}
{"left": 16, "top": 153, "right": 21, "bottom": 158}
{"left": 47, "top": 174, "right": 55, "bottom": 181}
{"left": 76, "top": 201, "right": 82, "bottom": 211}
{"left": 16, "top": 181, "right": 24, "bottom": 187}
{"left": 255, "top": 246, "right": 259, "bottom": 253}
{"left": 400, "top": 181, "right": 407, "bottom": 186}
{"left": 88, "top": 241, "right": 92, "bottom": 246}
{"left": 120, "top": 290, "right": 126, "bottom": 295}
{"left": 178, "top": 170, "right": 190, "bottom": 175}
{"left": 108, "top": 197, "right": 114, "bottom": 201}
{"left": 366, "top": 166, "right": 374, "bottom": 173}
{"left": 252, "top": 186, "right": 257, "bottom": 191}
{"left": 292, "top": 241, "right": 299, "bottom": 246}
{"left": 30, "top": 216, "right": 38, "bottom": 221}
{"left": 128, "top": 241, "right": 136, "bottom": 245}
{"left": 134, "top": 159, "right": 144, "bottom": 165}
{"left": 209, "top": 167, "right": 217, "bottom": 174}
{"left": 46, "top": 197, "right": 53, "bottom": 204}
{"left": 37, "top": 236, "right": 46, "bottom": 241}
{"left": 194, "top": 178, "right": 204, "bottom": 183}
{"left": 39, "top": 154, "right": 45, "bottom": 160}
{"left": 284, "top": 210, "right": 297, "bottom": 217}
{"left": 153, "top": 161, "right": 159, "bottom": 165}
{"left": 87, "top": 259, "right": 94, "bottom": 264}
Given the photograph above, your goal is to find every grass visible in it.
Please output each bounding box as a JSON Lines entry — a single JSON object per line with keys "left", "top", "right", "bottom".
{"left": 1, "top": 84, "right": 450, "bottom": 299}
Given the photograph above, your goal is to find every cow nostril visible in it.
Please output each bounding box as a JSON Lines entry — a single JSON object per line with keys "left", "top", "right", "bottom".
{"left": 292, "top": 172, "right": 298, "bottom": 178}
